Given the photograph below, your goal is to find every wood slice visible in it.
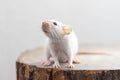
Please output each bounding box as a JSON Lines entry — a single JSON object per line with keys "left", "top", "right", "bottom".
{"left": 16, "top": 45, "right": 120, "bottom": 80}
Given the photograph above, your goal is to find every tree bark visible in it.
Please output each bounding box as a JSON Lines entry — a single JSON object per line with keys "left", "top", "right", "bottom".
{"left": 16, "top": 46, "right": 120, "bottom": 80}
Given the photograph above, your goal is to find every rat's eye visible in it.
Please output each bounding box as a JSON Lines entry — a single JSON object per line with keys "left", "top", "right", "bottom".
{"left": 53, "top": 22, "right": 57, "bottom": 26}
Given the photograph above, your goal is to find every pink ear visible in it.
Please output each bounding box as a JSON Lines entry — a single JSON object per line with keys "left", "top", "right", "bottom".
{"left": 63, "top": 25, "right": 72, "bottom": 35}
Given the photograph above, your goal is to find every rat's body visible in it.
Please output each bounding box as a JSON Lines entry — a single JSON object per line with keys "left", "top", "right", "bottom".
{"left": 42, "top": 20, "right": 79, "bottom": 68}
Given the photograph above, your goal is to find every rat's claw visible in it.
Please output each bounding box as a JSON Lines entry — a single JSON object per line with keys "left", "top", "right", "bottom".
{"left": 42, "top": 60, "right": 51, "bottom": 66}
{"left": 67, "top": 64, "right": 75, "bottom": 68}
{"left": 53, "top": 62, "right": 61, "bottom": 68}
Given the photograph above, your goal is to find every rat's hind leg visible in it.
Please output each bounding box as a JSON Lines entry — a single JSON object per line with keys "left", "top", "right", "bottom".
{"left": 73, "top": 58, "right": 80, "bottom": 64}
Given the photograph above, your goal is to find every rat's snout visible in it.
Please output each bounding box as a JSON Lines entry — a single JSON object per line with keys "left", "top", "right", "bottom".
{"left": 42, "top": 22, "right": 49, "bottom": 28}
{"left": 42, "top": 22, "right": 50, "bottom": 33}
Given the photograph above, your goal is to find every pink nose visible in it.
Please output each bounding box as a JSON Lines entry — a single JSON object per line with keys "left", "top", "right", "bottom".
{"left": 42, "top": 22, "right": 49, "bottom": 28}
{"left": 42, "top": 22, "right": 49, "bottom": 32}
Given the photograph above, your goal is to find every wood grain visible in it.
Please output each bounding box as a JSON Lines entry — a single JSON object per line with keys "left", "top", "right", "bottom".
{"left": 16, "top": 45, "right": 120, "bottom": 80}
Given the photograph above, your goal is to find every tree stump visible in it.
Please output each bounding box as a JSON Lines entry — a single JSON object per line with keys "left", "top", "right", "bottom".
{"left": 16, "top": 45, "right": 120, "bottom": 80}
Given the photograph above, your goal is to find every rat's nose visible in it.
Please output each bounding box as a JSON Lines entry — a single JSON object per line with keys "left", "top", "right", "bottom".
{"left": 42, "top": 22, "right": 49, "bottom": 32}
{"left": 42, "top": 22, "right": 49, "bottom": 28}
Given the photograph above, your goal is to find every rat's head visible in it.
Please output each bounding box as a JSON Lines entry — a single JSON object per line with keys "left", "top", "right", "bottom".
{"left": 42, "top": 20, "right": 72, "bottom": 39}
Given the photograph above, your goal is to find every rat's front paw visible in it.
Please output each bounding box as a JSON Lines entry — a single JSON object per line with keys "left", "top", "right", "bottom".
{"left": 67, "top": 64, "right": 75, "bottom": 68}
{"left": 53, "top": 62, "right": 61, "bottom": 68}
{"left": 42, "top": 60, "right": 51, "bottom": 66}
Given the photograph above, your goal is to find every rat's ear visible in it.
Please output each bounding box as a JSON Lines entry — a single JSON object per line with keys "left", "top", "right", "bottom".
{"left": 63, "top": 25, "right": 72, "bottom": 35}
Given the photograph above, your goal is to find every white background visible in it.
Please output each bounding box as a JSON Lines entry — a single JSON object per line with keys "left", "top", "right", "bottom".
{"left": 0, "top": 0, "right": 120, "bottom": 80}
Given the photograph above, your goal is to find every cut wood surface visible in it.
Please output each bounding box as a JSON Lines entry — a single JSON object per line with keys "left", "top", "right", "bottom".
{"left": 16, "top": 45, "right": 120, "bottom": 80}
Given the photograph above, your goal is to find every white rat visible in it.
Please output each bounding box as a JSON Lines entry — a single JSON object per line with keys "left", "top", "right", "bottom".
{"left": 41, "top": 20, "right": 80, "bottom": 68}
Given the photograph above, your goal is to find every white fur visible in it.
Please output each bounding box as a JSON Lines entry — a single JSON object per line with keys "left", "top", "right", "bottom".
{"left": 42, "top": 20, "right": 78, "bottom": 68}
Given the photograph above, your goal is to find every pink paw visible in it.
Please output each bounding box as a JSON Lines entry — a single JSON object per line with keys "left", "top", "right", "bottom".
{"left": 67, "top": 64, "right": 75, "bottom": 68}
{"left": 53, "top": 63, "right": 61, "bottom": 68}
